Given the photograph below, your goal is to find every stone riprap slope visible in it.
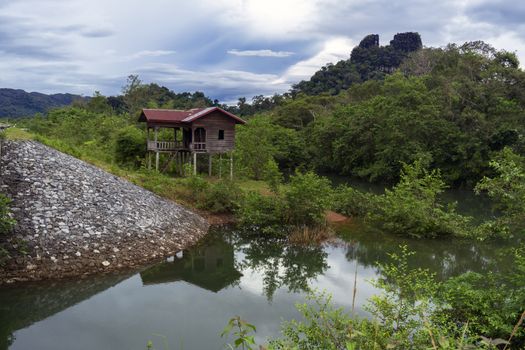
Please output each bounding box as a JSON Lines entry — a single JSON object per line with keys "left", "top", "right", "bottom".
{"left": 0, "top": 140, "right": 209, "bottom": 283}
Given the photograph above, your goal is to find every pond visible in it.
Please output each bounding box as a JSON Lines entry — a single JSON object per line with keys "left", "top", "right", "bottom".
{"left": 0, "top": 224, "right": 513, "bottom": 350}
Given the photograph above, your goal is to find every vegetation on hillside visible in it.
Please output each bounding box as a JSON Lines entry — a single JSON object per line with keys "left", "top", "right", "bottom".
{"left": 291, "top": 32, "right": 422, "bottom": 96}
{"left": 0, "top": 88, "right": 86, "bottom": 119}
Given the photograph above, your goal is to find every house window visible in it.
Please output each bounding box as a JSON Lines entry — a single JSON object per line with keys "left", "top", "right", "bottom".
{"left": 218, "top": 129, "right": 225, "bottom": 140}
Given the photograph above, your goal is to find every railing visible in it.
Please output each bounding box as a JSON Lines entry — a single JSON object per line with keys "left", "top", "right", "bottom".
{"left": 147, "top": 141, "right": 208, "bottom": 152}
{"left": 192, "top": 142, "right": 207, "bottom": 151}
{"left": 147, "top": 140, "right": 186, "bottom": 151}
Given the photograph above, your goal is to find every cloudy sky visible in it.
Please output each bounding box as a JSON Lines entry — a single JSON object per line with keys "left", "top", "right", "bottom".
{"left": 0, "top": 0, "right": 523, "bottom": 103}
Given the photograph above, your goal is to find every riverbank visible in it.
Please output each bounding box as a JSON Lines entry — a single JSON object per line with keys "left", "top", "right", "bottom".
{"left": 0, "top": 140, "right": 209, "bottom": 285}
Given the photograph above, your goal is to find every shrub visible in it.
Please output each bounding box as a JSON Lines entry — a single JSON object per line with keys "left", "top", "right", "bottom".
{"left": 182, "top": 176, "right": 242, "bottom": 214}
{"left": 200, "top": 180, "right": 242, "bottom": 213}
{"left": 263, "top": 158, "right": 283, "bottom": 194}
{"left": 114, "top": 126, "right": 146, "bottom": 167}
{"left": 236, "top": 191, "right": 287, "bottom": 234}
{"left": 237, "top": 172, "right": 333, "bottom": 234}
{"left": 184, "top": 174, "right": 209, "bottom": 198}
{"left": 331, "top": 185, "right": 377, "bottom": 217}
{"left": 441, "top": 246, "right": 525, "bottom": 345}
{"left": 368, "top": 160, "right": 472, "bottom": 238}
{"left": 475, "top": 147, "right": 525, "bottom": 238}
{"left": 285, "top": 172, "right": 332, "bottom": 226}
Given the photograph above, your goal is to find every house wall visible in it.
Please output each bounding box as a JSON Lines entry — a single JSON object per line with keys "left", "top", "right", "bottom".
{"left": 192, "top": 111, "right": 237, "bottom": 153}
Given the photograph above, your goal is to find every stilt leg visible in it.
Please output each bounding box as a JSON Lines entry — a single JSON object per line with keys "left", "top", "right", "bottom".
{"left": 208, "top": 153, "right": 212, "bottom": 177}
{"left": 193, "top": 152, "right": 197, "bottom": 175}
{"left": 155, "top": 152, "right": 159, "bottom": 172}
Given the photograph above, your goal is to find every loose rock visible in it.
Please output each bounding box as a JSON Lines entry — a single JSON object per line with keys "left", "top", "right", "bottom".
{"left": 0, "top": 140, "right": 209, "bottom": 284}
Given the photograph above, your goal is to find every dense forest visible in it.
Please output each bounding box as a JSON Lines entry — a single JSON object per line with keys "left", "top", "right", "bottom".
{"left": 11, "top": 35, "right": 525, "bottom": 189}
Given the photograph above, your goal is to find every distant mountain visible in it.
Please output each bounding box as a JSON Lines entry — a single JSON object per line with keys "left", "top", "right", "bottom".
{"left": 292, "top": 32, "right": 422, "bottom": 95}
{"left": 0, "top": 88, "right": 86, "bottom": 119}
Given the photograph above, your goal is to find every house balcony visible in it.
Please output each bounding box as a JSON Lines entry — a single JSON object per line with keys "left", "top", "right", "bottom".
{"left": 147, "top": 140, "right": 207, "bottom": 153}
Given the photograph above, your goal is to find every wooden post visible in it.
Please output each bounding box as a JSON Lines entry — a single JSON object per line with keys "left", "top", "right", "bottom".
{"left": 230, "top": 153, "right": 233, "bottom": 180}
{"left": 146, "top": 127, "right": 151, "bottom": 170}
{"left": 193, "top": 152, "right": 197, "bottom": 175}
{"left": 154, "top": 127, "right": 159, "bottom": 172}
{"left": 177, "top": 151, "right": 181, "bottom": 176}
{"left": 219, "top": 154, "right": 222, "bottom": 178}
{"left": 184, "top": 152, "right": 187, "bottom": 176}
{"left": 208, "top": 153, "right": 212, "bottom": 177}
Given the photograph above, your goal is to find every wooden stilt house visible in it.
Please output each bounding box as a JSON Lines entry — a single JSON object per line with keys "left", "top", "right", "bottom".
{"left": 138, "top": 107, "right": 246, "bottom": 177}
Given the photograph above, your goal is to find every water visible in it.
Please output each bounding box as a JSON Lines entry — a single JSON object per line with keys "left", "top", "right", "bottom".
{"left": 0, "top": 225, "right": 513, "bottom": 350}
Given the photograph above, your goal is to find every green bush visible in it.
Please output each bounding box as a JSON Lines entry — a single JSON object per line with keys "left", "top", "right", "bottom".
{"left": 237, "top": 191, "right": 286, "bottom": 234}
{"left": 368, "top": 160, "right": 472, "bottom": 238}
{"left": 114, "top": 126, "right": 146, "bottom": 167}
{"left": 182, "top": 176, "right": 242, "bottom": 214}
{"left": 263, "top": 158, "right": 283, "bottom": 194}
{"left": 475, "top": 148, "right": 525, "bottom": 239}
{"left": 200, "top": 180, "right": 242, "bottom": 214}
{"left": 330, "top": 185, "right": 377, "bottom": 217}
{"left": 237, "top": 172, "right": 332, "bottom": 234}
{"left": 184, "top": 174, "right": 209, "bottom": 198}
{"left": 285, "top": 172, "right": 332, "bottom": 226}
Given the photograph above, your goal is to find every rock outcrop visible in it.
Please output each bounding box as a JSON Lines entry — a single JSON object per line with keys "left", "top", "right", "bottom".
{"left": 0, "top": 140, "right": 209, "bottom": 283}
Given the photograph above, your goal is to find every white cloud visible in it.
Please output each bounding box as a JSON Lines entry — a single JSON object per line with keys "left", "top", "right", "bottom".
{"left": 136, "top": 63, "right": 290, "bottom": 103}
{"left": 130, "top": 50, "right": 176, "bottom": 59}
{"left": 227, "top": 49, "right": 294, "bottom": 57}
{"left": 280, "top": 37, "right": 355, "bottom": 83}
{"left": 0, "top": 0, "right": 523, "bottom": 100}
{"left": 213, "top": 0, "right": 317, "bottom": 38}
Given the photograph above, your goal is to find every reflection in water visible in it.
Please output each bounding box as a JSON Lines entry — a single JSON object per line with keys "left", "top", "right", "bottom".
{"left": 0, "top": 274, "right": 131, "bottom": 350}
{"left": 235, "top": 234, "right": 328, "bottom": 301}
{"left": 140, "top": 233, "right": 242, "bottom": 292}
{"left": 139, "top": 231, "right": 329, "bottom": 301}
{"left": 0, "top": 225, "right": 514, "bottom": 350}
{"left": 339, "top": 219, "right": 513, "bottom": 281}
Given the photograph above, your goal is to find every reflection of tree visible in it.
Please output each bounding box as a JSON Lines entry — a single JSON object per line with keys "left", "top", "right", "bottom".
{"left": 341, "top": 220, "right": 513, "bottom": 281}
{"left": 0, "top": 273, "right": 131, "bottom": 350}
{"left": 235, "top": 235, "right": 328, "bottom": 301}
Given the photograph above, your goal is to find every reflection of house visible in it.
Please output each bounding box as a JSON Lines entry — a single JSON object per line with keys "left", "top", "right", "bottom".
{"left": 140, "top": 237, "right": 242, "bottom": 293}
{"left": 138, "top": 107, "right": 246, "bottom": 176}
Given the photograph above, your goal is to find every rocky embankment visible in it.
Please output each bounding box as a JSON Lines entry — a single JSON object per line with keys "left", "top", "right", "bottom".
{"left": 0, "top": 140, "right": 209, "bottom": 284}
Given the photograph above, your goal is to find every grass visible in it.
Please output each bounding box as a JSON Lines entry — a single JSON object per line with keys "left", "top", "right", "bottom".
{"left": 4, "top": 127, "right": 33, "bottom": 140}
{"left": 288, "top": 224, "right": 335, "bottom": 245}
{"left": 236, "top": 179, "right": 272, "bottom": 195}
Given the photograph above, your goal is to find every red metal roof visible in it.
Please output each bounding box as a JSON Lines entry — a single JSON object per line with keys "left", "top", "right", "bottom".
{"left": 139, "top": 107, "right": 246, "bottom": 124}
